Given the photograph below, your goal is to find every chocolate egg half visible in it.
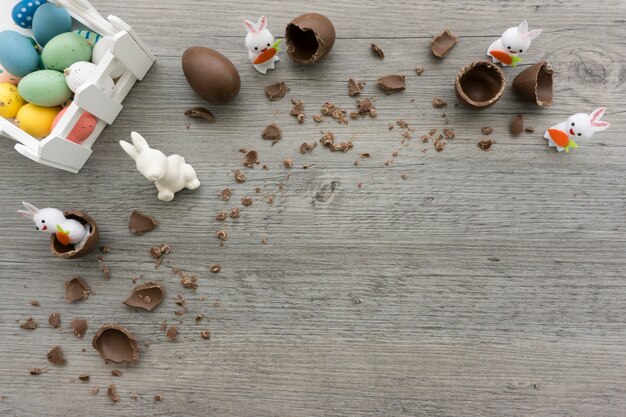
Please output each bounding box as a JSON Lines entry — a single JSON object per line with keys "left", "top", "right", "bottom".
{"left": 50, "top": 210, "right": 99, "bottom": 259}
{"left": 455, "top": 61, "right": 505, "bottom": 110}
{"left": 285, "top": 13, "right": 336, "bottom": 65}
{"left": 182, "top": 47, "right": 240, "bottom": 104}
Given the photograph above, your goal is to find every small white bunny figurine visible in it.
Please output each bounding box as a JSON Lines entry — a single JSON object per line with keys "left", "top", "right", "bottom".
{"left": 245, "top": 15, "right": 280, "bottom": 74}
{"left": 120, "top": 132, "right": 201, "bottom": 201}
{"left": 18, "top": 202, "right": 90, "bottom": 246}
{"left": 487, "top": 20, "right": 542, "bottom": 67}
{"left": 544, "top": 107, "right": 611, "bottom": 152}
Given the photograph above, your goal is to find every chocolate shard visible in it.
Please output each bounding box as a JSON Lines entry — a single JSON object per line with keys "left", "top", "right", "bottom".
{"left": 107, "top": 384, "right": 120, "bottom": 403}
{"left": 482, "top": 127, "right": 493, "bottom": 135}
{"left": 264, "top": 82, "right": 290, "bottom": 101}
{"left": 285, "top": 13, "right": 336, "bottom": 65}
{"left": 92, "top": 324, "right": 140, "bottom": 364}
{"left": 48, "top": 312, "right": 61, "bottom": 328}
{"left": 478, "top": 139, "right": 495, "bottom": 150}
{"left": 348, "top": 78, "right": 366, "bottom": 96}
{"left": 431, "top": 29, "right": 458, "bottom": 58}
{"left": 47, "top": 345, "right": 65, "bottom": 365}
{"left": 432, "top": 97, "right": 447, "bottom": 108}
{"left": 455, "top": 61, "right": 505, "bottom": 110}
{"left": 65, "top": 277, "right": 90, "bottom": 303}
{"left": 20, "top": 317, "right": 37, "bottom": 330}
{"left": 370, "top": 43, "right": 384, "bottom": 59}
{"left": 184, "top": 107, "right": 215, "bottom": 123}
{"left": 356, "top": 97, "right": 377, "bottom": 117}
{"left": 51, "top": 210, "right": 99, "bottom": 259}
{"left": 511, "top": 114, "right": 524, "bottom": 135}
{"left": 262, "top": 123, "right": 282, "bottom": 141}
{"left": 70, "top": 318, "right": 88, "bottom": 338}
{"left": 377, "top": 75, "right": 405, "bottom": 93}
{"left": 166, "top": 326, "right": 178, "bottom": 340}
{"left": 512, "top": 61, "right": 554, "bottom": 107}
{"left": 290, "top": 98, "right": 305, "bottom": 123}
{"left": 128, "top": 210, "right": 157, "bottom": 235}
{"left": 123, "top": 281, "right": 164, "bottom": 312}
{"left": 243, "top": 150, "right": 259, "bottom": 167}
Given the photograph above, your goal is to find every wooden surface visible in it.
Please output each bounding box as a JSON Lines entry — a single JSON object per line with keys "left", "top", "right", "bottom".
{"left": 1, "top": 0, "right": 626, "bottom": 415}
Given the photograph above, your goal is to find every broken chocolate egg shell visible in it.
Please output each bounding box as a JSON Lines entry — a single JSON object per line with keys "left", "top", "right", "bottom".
{"left": 455, "top": 61, "right": 505, "bottom": 110}
{"left": 512, "top": 61, "right": 554, "bottom": 107}
{"left": 51, "top": 211, "right": 99, "bottom": 259}
{"left": 123, "top": 281, "right": 164, "bottom": 312}
{"left": 92, "top": 323, "right": 140, "bottom": 364}
{"left": 285, "top": 13, "right": 335, "bottom": 65}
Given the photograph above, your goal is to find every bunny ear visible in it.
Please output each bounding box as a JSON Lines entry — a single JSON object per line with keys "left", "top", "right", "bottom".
{"left": 592, "top": 121, "right": 611, "bottom": 132}
{"left": 518, "top": 20, "right": 529, "bottom": 33}
{"left": 22, "top": 201, "right": 39, "bottom": 213}
{"left": 522, "top": 28, "right": 543, "bottom": 40}
{"left": 244, "top": 19, "right": 257, "bottom": 33}
{"left": 17, "top": 210, "right": 34, "bottom": 218}
{"left": 119, "top": 140, "right": 139, "bottom": 160}
{"left": 257, "top": 15, "right": 267, "bottom": 31}
{"left": 130, "top": 131, "right": 149, "bottom": 152}
{"left": 590, "top": 107, "right": 606, "bottom": 123}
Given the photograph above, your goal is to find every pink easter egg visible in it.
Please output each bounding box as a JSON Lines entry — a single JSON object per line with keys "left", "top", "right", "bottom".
{"left": 51, "top": 107, "right": 97, "bottom": 144}
{"left": 0, "top": 63, "right": 22, "bottom": 85}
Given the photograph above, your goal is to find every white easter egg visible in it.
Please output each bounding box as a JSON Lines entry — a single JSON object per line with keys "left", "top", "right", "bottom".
{"left": 64, "top": 61, "right": 114, "bottom": 95}
{"left": 91, "top": 36, "right": 125, "bottom": 78}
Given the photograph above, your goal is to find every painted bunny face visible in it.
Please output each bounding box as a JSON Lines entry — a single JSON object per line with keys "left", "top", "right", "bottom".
{"left": 566, "top": 107, "right": 611, "bottom": 140}
{"left": 32, "top": 208, "right": 66, "bottom": 233}
{"left": 244, "top": 16, "right": 274, "bottom": 55}
{"left": 501, "top": 21, "right": 542, "bottom": 54}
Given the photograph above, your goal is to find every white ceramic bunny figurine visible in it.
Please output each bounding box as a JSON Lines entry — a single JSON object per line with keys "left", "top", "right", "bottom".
{"left": 544, "top": 107, "right": 611, "bottom": 153}
{"left": 487, "top": 20, "right": 542, "bottom": 67}
{"left": 245, "top": 15, "right": 280, "bottom": 74}
{"left": 18, "top": 202, "right": 90, "bottom": 246}
{"left": 120, "top": 132, "right": 201, "bottom": 201}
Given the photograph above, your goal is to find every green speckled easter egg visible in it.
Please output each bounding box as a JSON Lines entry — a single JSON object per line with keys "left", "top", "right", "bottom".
{"left": 18, "top": 69, "right": 72, "bottom": 107}
{"left": 41, "top": 33, "right": 92, "bottom": 71}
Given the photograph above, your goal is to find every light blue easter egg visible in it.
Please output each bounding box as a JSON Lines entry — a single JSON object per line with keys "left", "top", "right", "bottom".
{"left": 11, "top": 0, "right": 48, "bottom": 29}
{"left": 0, "top": 30, "right": 40, "bottom": 77}
{"left": 32, "top": 3, "right": 72, "bottom": 47}
{"left": 74, "top": 30, "right": 102, "bottom": 48}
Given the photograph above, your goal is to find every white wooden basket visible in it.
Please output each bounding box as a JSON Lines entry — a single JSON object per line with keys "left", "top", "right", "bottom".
{"left": 0, "top": 0, "right": 155, "bottom": 173}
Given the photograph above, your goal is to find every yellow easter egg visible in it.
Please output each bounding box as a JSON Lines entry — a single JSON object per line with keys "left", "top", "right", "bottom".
{"left": 0, "top": 82, "right": 26, "bottom": 118}
{"left": 16, "top": 103, "right": 61, "bottom": 138}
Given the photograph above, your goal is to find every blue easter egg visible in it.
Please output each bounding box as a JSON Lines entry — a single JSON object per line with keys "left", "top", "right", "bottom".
{"left": 11, "top": 0, "right": 48, "bottom": 29}
{"left": 32, "top": 3, "right": 72, "bottom": 47}
{"left": 0, "top": 30, "right": 40, "bottom": 77}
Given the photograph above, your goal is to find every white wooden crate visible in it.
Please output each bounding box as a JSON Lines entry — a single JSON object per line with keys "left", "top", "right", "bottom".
{"left": 0, "top": 0, "right": 155, "bottom": 173}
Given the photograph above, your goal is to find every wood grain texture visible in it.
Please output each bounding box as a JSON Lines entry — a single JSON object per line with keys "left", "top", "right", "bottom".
{"left": 1, "top": 0, "right": 626, "bottom": 415}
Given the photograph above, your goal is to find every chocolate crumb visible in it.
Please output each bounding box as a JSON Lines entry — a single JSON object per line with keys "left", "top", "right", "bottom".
{"left": 320, "top": 132, "right": 353, "bottom": 152}
{"left": 30, "top": 300, "right": 40, "bottom": 307}
{"left": 443, "top": 128, "right": 455, "bottom": 139}
{"left": 302, "top": 164, "right": 311, "bottom": 169}
{"left": 30, "top": 368, "right": 44, "bottom": 375}
{"left": 89, "top": 386, "right": 99, "bottom": 395}
{"left": 184, "top": 107, "right": 215, "bottom": 123}
{"left": 377, "top": 75, "right": 405, "bottom": 93}
{"left": 78, "top": 374, "right": 90, "bottom": 382}
{"left": 201, "top": 330, "right": 210, "bottom": 340}
{"left": 20, "top": 317, "right": 37, "bottom": 330}
{"left": 434, "top": 136, "right": 446, "bottom": 152}
{"left": 49, "top": 312, "right": 61, "bottom": 328}
{"left": 234, "top": 169, "right": 247, "bottom": 183}
{"left": 511, "top": 114, "right": 524, "bottom": 135}
{"left": 290, "top": 98, "right": 305, "bottom": 123}
{"left": 420, "top": 135, "right": 429, "bottom": 143}
{"left": 255, "top": 187, "right": 261, "bottom": 193}
{"left": 348, "top": 78, "right": 366, "bottom": 96}
{"left": 299, "top": 142, "right": 316, "bottom": 154}
{"left": 154, "top": 393, "right": 164, "bottom": 402}
{"left": 70, "top": 318, "right": 88, "bottom": 338}
{"left": 360, "top": 152, "right": 370, "bottom": 158}
{"left": 243, "top": 150, "right": 259, "bottom": 167}
{"left": 313, "top": 114, "right": 323, "bottom": 123}
{"left": 99, "top": 245, "right": 111, "bottom": 254}
{"left": 220, "top": 188, "right": 232, "bottom": 201}
{"left": 216, "top": 211, "right": 227, "bottom": 221}
{"left": 429, "top": 128, "right": 437, "bottom": 136}
{"left": 111, "top": 369, "right": 122, "bottom": 377}
{"left": 401, "top": 174, "right": 408, "bottom": 180}
{"left": 525, "top": 126, "right": 535, "bottom": 133}
{"left": 482, "top": 127, "right": 493, "bottom": 135}
{"left": 265, "top": 82, "right": 290, "bottom": 101}
{"left": 432, "top": 97, "right": 448, "bottom": 108}
{"left": 160, "top": 319, "right": 167, "bottom": 332}
{"left": 370, "top": 43, "right": 384, "bottom": 58}
{"left": 242, "top": 196, "right": 253, "bottom": 206}
{"left": 266, "top": 195, "right": 274, "bottom": 205}
{"left": 166, "top": 326, "right": 177, "bottom": 341}
{"left": 283, "top": 158, "right": 293, "bottom": 168}
{"left": 478, "top": 139, "right": 495, "bottom": 150}
{"left": 261, "top": 238, "right": 268, "bottom": 245}
{"left": 229, "top": 208, "right": 240, "bottom": 218}
{"left": 107, "top": 384, "right": 120, "bottom": 403}
{"left": 216, "top": 230, "right": 228, "bottom": 241}
{"left": 262, "top": 123, "right": 282, "bottom": 141}
{"left": 47, "top": 345, "right": 65, "bottom": 365}
{"left": 356, "top": 97, "right": 376, "bottom": 117}
{"left": 415, "top": 67, "right": 424, "bottom": 75}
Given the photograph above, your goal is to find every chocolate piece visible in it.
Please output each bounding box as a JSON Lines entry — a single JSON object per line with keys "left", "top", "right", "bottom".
{"left": 184, "top": 107, "right": 215, "bottom": 123}
{"left": 285, "top": 13, "right": 336, "bottom": 64}
{"left": 313, "top": 114, "right": 323, "bottom": 123}
{"left": 201, "top": 330, "right": 210, "bottom": 340}
{"left": 320, "top": 132, "right": 353, "bottom": 152}
{"left": 154, "top": 393, "right": 164, "bottom": 401}
{"left": 455, "top": 61, "right": 505, "bottom": 110}
{"left": 243, "top": 150, "right": 259, "bottom": 167}
{"left": 111, "top": 369, "right": 122, "bottom": 377}
{"left": 179, "top": 272, "right": 198, "bottom": 290}
{"left": 210, "top": 264, "right": 221, "bottom": 273}
{"left": 415, "top": 67, "right": 424, "bottom": 75}
{"left": 30, "top": 368, "right": 44, "bottom": 375}
{"left": 234, "top": 169, "right": 247, "bottom": 183}
{"left": 65, "top": 277, "right": 90, "bottom": 303}
{"left": 242, "top": 196, "right": 253, "bottom": 206}
{"left": 431, "top": 29, "right": 458, "bottom": 58}
{"left": 107, "top": 384, "right": 120, "bottom": 403}
{"left": 478, "top": 139, "right": 495, "bottom": 150}
{"left": 356, "top": 97, "right": 377, "bottom": 117}
{"left": 196, "top": 314, "right": 204, "bottom": 322}
{"left": 78, "top": 374, "right": 90, "bottom": 382}
{"left": 216, "top": 230, "right": 227, "bottom": 241}
{"left": 370, "top": 43, "right": 384, "bottom": 59}
{"left": 511, "top": 114, "right": 524, "bottom": 135}
{"left": 265, "top": 82, "right": 290, "bottom": 101}
{"left": 99, "top": 245, "right": 111, "bottom": 254}
{"left": 166, "top": 326, "right": 177, "bottom": 340}
{"left": 182, "top": 47, "right": 240, "bottom": 103}
{"left": 299, "top": 142, "right": 316, "bottom": 154}
{"left": 261, "top": 238, "right": 268, "bottom": 245}
{"left": 525, "top": 126, "right": 535, "bottom": 133}
{"left": 51, "top": 210, "right": 99, "bottom": 259}
{"left": 123, "top": 281, "right": 164, "bottom": 312}
{"left": 482, "top": 127, "right": 493, "bottom": 135}
{"left": 377, "top": 75, "right": 405, "bottom": 93}
{"left": 432, "top": 97, "right": 447, "bottom": 108}
{"left": 49, "top": 312, "right": 61, "bottom": 328}
{"left": 262, "top": 123, "right": 282, "bottom": 141}
{"left": 92, "top": 324, "right": 140, "bottom": 364}
{"left": 70, "top": 318, "right": 88, "bottom": 338}
{"left": 30, "top": 300, "right": 40, "bottom": 306}
{"left": 443, "top": 128, "right": 455, "bottom": 139}
{"left": 220, "top": 188, "right": 232, "bottom": 201}
{"left": 290, "top": 98, "right": 305, "bottom": 123}
{"left": 512, "top": 61, "right": 553, "bottom": 107}
{"left": 348, "top": 78, "right": 366, "bottom": 96}
{"left": 89, "top": 386, "right": 99, "bottom": 395}
{"left": 216, "top": 211, "right": 227, "bottom": 221}
{"left": 128, "top": 210, "right": 157, "bottom": 235}
{"left": 229, "top": 208, "right": 240, "bottom": 218}
{"left": 47, "top": 345, "right": 65, "bottom": 365}
{"left": 20, "top": 317, "right": 37, "bottom": 330}
{"left": 434, "top": 136, "right": 446, "bottom": 152}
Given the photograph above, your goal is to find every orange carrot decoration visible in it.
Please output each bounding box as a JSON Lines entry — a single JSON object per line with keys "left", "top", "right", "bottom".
{"left": 547, "top": 129, "right": 570, "bottom": 147}
{"left": 56, "top": 225, "right": 71, "bottom": 246}
{"left": 489, "top": 50, "right": 522, "bottom": 66}
{"left": 253, "top": 40, "right": 281, "bottom": 65}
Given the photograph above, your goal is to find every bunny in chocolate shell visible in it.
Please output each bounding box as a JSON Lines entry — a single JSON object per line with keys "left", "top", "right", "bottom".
{"left": 18, "top": 202, "right": 90, "bottom": 246}
{"left": 487, "top": 20, "right": 542, "bottom": 67}
{"left": 245, "top": 15, "right": 281, "bottom": 74}
{"left": 544, "top": 107, "right": 611, "bottom": 153}
{"left": 120, "top": 132, "right": 200, "bottom": 201}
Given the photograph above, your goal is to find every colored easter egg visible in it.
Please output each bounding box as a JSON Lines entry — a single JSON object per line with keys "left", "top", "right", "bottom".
{"left": 18, "top": 69, "right": 72, "bottom": 107}
{"left": 92, "top": 36, "right": 125, "bottom": 78}
{"left": 32, "top": 3, "right": 72, "bottom": 47}
{"left": 0, "top": 83, "right": 26, "bottom": 118}
{"left": 64, "top": 61, "right": 114, "bottom": 95}
{"left": 42, "top": 32, "right": 92, "bottom": 71}
{"left": 51, "top": 106, "right": 97, "bottom": 143}
{"left": 0, "top": 64, "right": 23, "bottom": 85}
{"left": 15, "top": 103, "right": 60, "bottom": 137}
{"left": 0, "top": 30, "right": 40, "bottom": 77}
{"left": 74, "top": 30, "right": 102, "bottom": 48}
{"left": 11, "top": 0, "right": 47, "bottom": 29}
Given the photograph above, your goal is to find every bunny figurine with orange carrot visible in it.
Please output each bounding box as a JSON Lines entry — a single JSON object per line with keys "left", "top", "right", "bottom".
{"left": 18, "top": 202, "right": 91, "bottom": 246}
{"left": 487, "top": 20, "right": 542, "bottom": 67}
{"left": 544, "top": 107, "right": 611, "bottom": 153}
{"left": 245, "top": 15, "right": 280, "bottom": 74}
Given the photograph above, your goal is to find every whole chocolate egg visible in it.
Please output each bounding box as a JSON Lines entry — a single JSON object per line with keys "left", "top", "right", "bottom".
{"left": 182, "top": 47, "right": 240, "bottom": 104}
